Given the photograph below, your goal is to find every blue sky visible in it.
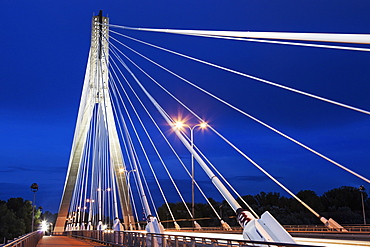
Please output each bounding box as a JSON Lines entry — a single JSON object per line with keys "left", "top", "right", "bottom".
{"left": 1, "top": 1, "right": 370, "bottom": 214}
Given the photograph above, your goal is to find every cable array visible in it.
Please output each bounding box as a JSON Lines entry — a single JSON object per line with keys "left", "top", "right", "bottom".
{"left": 63, "top": 20, "right": 370, "bottom": 231}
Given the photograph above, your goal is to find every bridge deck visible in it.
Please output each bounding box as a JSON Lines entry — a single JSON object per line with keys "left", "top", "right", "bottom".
{"left": 37, "top": 236, "right": 105, "bottom": 247}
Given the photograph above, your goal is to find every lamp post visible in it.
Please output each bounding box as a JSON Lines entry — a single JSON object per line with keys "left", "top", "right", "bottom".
{"left": 126, "top": 169, "right": 137, "bottom": 185}
{"left": 30, "top": 183, "right": 39, "bottom": 232}
{"left": 120, "top": 168, "right": 136, "bottom": 230}
{"left": 359, "top": 185, "right": 367, "bottom": 225}
{"left": 174, "top": 121, "right": 208, "bottom": 226}
{"left": 118, "top": 168, "right": 136, "bottom": 189}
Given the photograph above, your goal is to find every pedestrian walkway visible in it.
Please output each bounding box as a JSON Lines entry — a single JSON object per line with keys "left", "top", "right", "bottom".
{"left": 37, "top": 235, "right": 106, "bottom": 247}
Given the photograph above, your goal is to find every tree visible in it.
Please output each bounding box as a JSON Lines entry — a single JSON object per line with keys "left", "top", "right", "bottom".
{"left": 295, "top": 190, "right": 323, "bottom": 212}
{"left": 0, "top": 200, "right": 25, "bottom": 242}
{"left": 157, "top": 202, "right": 193, "bottom": 228}
{"left": 156, "top": 186, "right": 369, "bottom": 227}
{"left": 321, "top": 186, "right": 368, "bottom": 224}
{"left": 6, "top": 198, "right": 33, "bottom": 233}
{"left": 0, "top": 197, "right": 42, "bottom": 243}
{"left": 321, "top": 186, "right": 365, "bottom": 211}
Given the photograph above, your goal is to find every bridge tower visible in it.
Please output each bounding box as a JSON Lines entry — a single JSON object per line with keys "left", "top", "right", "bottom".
{"left": 54, "top": 11, "right": 134, "bottom": 232}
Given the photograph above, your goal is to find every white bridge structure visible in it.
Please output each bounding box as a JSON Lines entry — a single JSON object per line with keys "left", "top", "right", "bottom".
{"left": 54, "top": 11, "right": 370, "bottom": 246}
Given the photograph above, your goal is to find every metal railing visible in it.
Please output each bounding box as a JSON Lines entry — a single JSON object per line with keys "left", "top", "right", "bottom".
{"left": 284, "top": 224, "right": 370, "bottom": 233}
{"left": 69, "top": 230, "right": 320, "bottom": 247}
{"left": 166, "top": 224, "right": 370, "bottom": 234}
{"left": 2, "top": 231, "right": 43, "bottom": 247}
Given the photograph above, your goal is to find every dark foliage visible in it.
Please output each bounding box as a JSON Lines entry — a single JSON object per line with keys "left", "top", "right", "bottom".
{"left": 157, "top": 186, "right": 369, "bottom": 228}
{"left": 0, "top": 198, "right": 42, "bottom": 243}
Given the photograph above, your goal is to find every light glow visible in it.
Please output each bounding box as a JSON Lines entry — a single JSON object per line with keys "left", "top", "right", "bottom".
{"left": 41, "top": 220, "right": 48, "bottom": 232}
{"left": 174, "top": 120, "right": 209, "bottom": 130}
{"left": 199, "top": 122, "right": 208, "bottom": 128}
{"left": 174, "top": 121, "right": 185, "bottom": 129}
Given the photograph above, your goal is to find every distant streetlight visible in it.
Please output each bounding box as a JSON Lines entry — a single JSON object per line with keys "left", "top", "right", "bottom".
{"left": 41, "top": 220, "right": 48, "bottom": 232}
{"left": 30, "top": 183, "right": 39, "bottom": 232}
{"left": 359, "top": 185, "right": 367, "bottom": 225}
{"left": 118, "top": 168, "right": 137, "bottom": 230}
{"left": 119, "top": 168, "right": 137, "bottom": 187}
{"left": 126, "top": 169, "right": 137, "bottom": 183}
{"left": 174, "top": 120, "right": 208, "bottom": 226}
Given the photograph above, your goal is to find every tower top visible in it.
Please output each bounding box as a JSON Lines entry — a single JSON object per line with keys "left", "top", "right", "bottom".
{"left": 92, "top": 10, "right": 108, "bottom": 59}
{"left": 91, "top": 11, "right": 109, "bottom": 60}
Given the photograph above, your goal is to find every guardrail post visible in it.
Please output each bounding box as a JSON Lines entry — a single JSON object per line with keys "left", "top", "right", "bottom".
{"left": 146, "top": 234, "right": 154, "bottom": 246}
{"left": 183, "top": 236, "right": 188, "bottom": 247}
{"left": 211, "top": 239, "right": 217, "bottom": 247}
{"left": 114, "top": 231, "right": 118, "bottom": 244}
{"left": 191, "top": 237, "right": 195, "bottom": 247}
{"left": 134, "top": 232, "right": 138, "bottom": 247}
{"left": 226, "top": 240, "right": 232, "bottom": 247}
{"left": 128, "top": 231, "right": 130, "bottom": 245}
{"left": 163, "top": 233, "right": 168, "bottom": 247}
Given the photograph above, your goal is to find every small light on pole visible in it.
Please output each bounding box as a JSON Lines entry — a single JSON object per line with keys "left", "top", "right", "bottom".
{"left": 41, "top": 220, "right": 48, "bottom": 232}
{"left": 121, "top": 169, "right": 137, "bottom": 230}
{"left": 30, "top": 183, "right": 39, "bottom": 232}
{"left": 359, "top": 185, "right": 367, "bottom": 225}
{"left": 174, "top": 120, "right": 208, "bottom": 227}
{"left": 126, "top": 169, "right": 137, "bottom": 185}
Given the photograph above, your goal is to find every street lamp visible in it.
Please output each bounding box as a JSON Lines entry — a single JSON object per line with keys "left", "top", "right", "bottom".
{"left": 30, "top": 183, "right": 39, "bottom": 232}
{"left": 126, "top": 169, "right": 137, "bottom": 185}
{"left": 118, "top": 168, "right": 137, "bottom": 192}
{"left": 359, "top": 185, "right": 367, "bottom": 225}
{"left": 41, "top": 220, "right": 48, "bottom": 232}
{"left": 174, "top": 120, "right": 208, "bottom": 226}
{"left": 119, "top": 168, "right": 137, "bottom": 230}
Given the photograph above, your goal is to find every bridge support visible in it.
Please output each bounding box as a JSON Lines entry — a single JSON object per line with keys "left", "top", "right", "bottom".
{"left": 55, "top": 11, "right": 134, "bottom": 232}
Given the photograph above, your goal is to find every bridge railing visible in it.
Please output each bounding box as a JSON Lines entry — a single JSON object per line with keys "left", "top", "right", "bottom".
{"left": 68, "top": 230, "right": 319, "bottom": 247}
{"left": 284, "top": 225, "right": 370, "bottom": 233}
{"left": 2, "top": 231, "right": 43, "bottom": 247}
{"left": 165, "top": 226, "right": 242, "bottom": 233}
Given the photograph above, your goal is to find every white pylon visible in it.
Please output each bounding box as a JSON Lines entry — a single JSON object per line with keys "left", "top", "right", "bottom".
{"left": 54, "top": 11, "right": 134, "bottom": 232}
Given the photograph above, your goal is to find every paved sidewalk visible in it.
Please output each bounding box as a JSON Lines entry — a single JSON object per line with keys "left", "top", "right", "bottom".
{"left": 37, "top": 235, "right": 106, "bottom": 247}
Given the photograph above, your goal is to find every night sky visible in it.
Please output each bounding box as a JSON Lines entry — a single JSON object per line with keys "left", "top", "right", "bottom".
{"left": 1, "top": 1, "right": 370, "bottom": 214}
